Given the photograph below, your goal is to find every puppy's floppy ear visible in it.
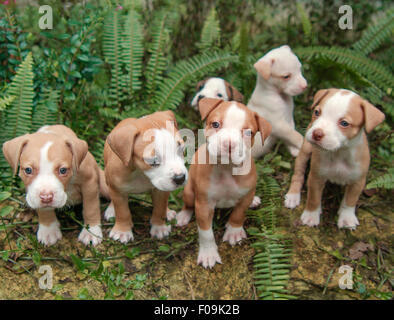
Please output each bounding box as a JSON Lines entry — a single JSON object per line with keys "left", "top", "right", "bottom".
{"left": 254, "top": 113, "right": 272, "bottom": 143}
{"left": 359, "top": 99, "right": 385, "bottom": 133}
{"left": 2, "top": 134, "right": 30, "bottom": 175}
{"left": 65, "top": 138, "right": 89, "bottom": 172}
{"left": 160, "top": 110, "right": 178, "bottom": 130}
{"left": 224, "top": 80, "right": 244, "bottom": 102}
{"left": 311, "top": 89, "right": 330, "bottom": 109}
{"left": 254, "top": 57, "right": 274, "bottom": 80}
{"left": 198, "top": 97, "right": 223, "bottom": 121}
{"left": 107, "top": 125, "right": 139, "bottom": 167}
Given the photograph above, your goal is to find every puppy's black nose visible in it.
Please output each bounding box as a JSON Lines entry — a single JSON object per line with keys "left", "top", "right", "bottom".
{"left": 172, "top": 173, "right": 186, "bottom": 185}
{"left": 197, "top": 95, "right": 205, "bottom": 103}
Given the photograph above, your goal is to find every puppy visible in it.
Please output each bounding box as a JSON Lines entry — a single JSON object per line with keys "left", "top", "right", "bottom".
{"left": 284, "top": 89, "right": 385, "bottom": 229}
{"left": 248, "top": 45, "right": 307, "bottom": 158}
{"left": 104, "top": 110, "right": 188, "bottom": 243}
{"left": 2, "top": 125, "right": 108, "bottom": 246}
{"left": 176, "top": 98, "right": 272, "bottom": 268}
{"left": 191, "top": 77, "right": 244, "bottom": 109}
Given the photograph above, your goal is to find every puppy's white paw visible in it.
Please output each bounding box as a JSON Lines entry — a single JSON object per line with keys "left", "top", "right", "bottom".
{"left": 300, "top": 207, "right": 321, "bottom": 227}
{"left": 288, "top": 146, "right": 300, "bottom": 157}
{"left": 284, "top": 193, "right": 301, "bottom": 209}
{"left": 249, "top": 196, "right": 261, "bottom": 209}
{"left": 337, "top": 206, "right": 359, "bottom": 230}
{"left": 37, "top": 221, "right": 62, "bottom": 246}
{"left": 176, "top": 209, "right": 193, "bottom": 227}
{"left": 109, "top": 228, "right": 134, "bottom": 243}
{"left": 197, "top": 246, "right": 222, "bottom": 269}
{"left": 223, "top": 224, "right": 247, "bottom": 246}
{"left": 166, "top": 208, "right": 177, "bottom": 221}
{"left": 78, "top": 225, "right": 103, "bottom": 246}
{"left": 104, "top": 202, "right": 115, "bottom": 221}
{"left": 150, "top": 224, "right": 171, "bottom": 239}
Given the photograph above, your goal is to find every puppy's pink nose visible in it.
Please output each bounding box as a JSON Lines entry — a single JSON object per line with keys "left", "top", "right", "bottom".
{"left": 300, "top": 80, "right": 307, "bottom": 91}
{"left": 312, "top": 129, "right": 324, "bottom": 141}
{"left": 40, "top": 192, "right": 54, "bottom": 204}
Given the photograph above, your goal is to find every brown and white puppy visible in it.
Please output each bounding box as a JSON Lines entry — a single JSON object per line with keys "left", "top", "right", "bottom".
{"left": 2, "top": 125, "right": 108, "bottom": 246}
{"left": 191, "top": 77, "right": 244, "bottom": 109}
{"left": 103, "top": 111, "right": 188, "bottom": 243}
{"left": 176, "top": 98, "right": 272, "bottom": 268}
{"left": 284, "top": 89, "right": 385, "bottom": 229}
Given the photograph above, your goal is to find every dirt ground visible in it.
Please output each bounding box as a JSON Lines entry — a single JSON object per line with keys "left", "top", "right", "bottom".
{"left": 0, "top": 186, "right": 392, "bottom": 300}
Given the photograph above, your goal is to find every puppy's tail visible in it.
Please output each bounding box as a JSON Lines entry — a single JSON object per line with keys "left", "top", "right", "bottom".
{"left": 99, "top": 168, "right": 110, "bottom": 200}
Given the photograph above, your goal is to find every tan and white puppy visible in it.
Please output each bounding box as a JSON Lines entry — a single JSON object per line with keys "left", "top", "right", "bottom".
{"left": 104, "top": 111, "right": 188, "bottom": 243}
{"left": 284, "top": 89, "right": 385, "bottom": 229}
{"left": 176, "top": 98, "right": 272, "bottom": 268}
{"left": 248, "top": 45, "right": 307, "bottom": 158}
{"left": 191, "top": 77, "right": 244, "bottom": 109}
{"left": 2, "top": 125, "right": 108, "bottom": 246}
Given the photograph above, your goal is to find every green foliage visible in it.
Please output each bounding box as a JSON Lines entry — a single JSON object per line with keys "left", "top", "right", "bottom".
{"left": 197, "top": 7, "right": 221, "bottom": 51}
{"left": 367, "top": 169, "right": 394, "bottom": 189}
{"left": 353, "top": 8, "right": 394, "bottom": 56}
{"left": 32, "top": 88, "right": 59, "bottom": 131}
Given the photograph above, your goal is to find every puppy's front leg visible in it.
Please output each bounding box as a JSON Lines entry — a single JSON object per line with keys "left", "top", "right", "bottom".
{"left": 150, "top": 189, "right": 171, "bottom": 239}
{"left": 223, "top": 189, "right": 254, "bottom": 245}
{"left": 195, "top": 197, "right": 221, "bottom": 268}
{"left": 301, "top": 173, "right": 326, "bottom": 227}
{"left": 37, "top": 209, "right": 62, "bottom": 246}
{"left": 78, "top": 175, "right": 103, "bottom": 246}
{"left": 337, "top": 177, "right": 366, "bottom": 230}
{"left": 284, "top": 140, "right": 312, "bottom": 208}
{"left": 109, "top": 188, "right": 134, "bottom": 243}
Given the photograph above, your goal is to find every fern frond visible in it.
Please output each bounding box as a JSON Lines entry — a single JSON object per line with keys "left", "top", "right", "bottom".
{"left": 154, "top": 51, "right": 237, "bottom": 110}
{"left": 367, "top": 169, "right": 394, "bottom": 189}
{"left": 353, "top": 8, "right": 394, "bottom": 56}
{"left": 145, "top": 11, "right": 171, "bottom": 103}
{"left": 103, "top": 8, "right": 125, "bottom": 106}
{"left": 0, "top": 95, "right": 15, "bottom": 112}
{"left": 2, "top": 52, "right": 34, "bottom": 140}
{"left": 32, "top": 88, "right": 59, "bottom": 131}
{"left": 296, "top": 2, "right": 312, "bottom": 42}
{"left": 197, "top": 7, "right": 221, "bottom": 51}
{"left": 295, "top": 46, "right": 394, "bottom": 91}
{"left": 122, "top": 9, "right": 143, "bottom": 97}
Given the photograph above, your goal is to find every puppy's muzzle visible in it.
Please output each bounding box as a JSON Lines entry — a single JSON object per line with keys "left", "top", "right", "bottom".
{"left": 39, "top": 191, "right": 54, "bottom": 205}
{"left": 312, "top": 129, "right": 324, "bottom": 142}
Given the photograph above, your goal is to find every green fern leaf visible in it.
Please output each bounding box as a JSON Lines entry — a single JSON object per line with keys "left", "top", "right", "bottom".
{"left": 145, "top": 11, "right": 171, "bottom": 103}
{"left": 153, "top": 51, "right": 237, "bottom": 110}
{"left": 197, "top": 7, "right": 221, "bottom": 51}
{"left": 122, "top": 9, "right": 144, "bottom": 96}
{"left": 103, "top": 8, "right": 125, "bottom": 106}
{"left": 353, "top": 8, "right": 394, "bottom": 56}
{"left": 296, "top": 2, "right": 312, "bottom": 42}
{"left": 32, "top": 88, "right": 59, "bottom": 131}
{"left": 367, "top": 169, "right": 394, "bottom": 189}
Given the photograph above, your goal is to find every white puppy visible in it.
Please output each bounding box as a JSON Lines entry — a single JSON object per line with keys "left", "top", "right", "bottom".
{"left": 248, "top": 45, "right": 307, "bottom": 158}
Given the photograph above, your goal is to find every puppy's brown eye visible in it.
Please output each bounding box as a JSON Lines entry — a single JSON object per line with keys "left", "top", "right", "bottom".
{"left": 314, "top": 109, "right": 320, "bottom": 116}
{"left": 282, "top": 74, "right": 291, "bottom": 79}
{"left": 212, "top": 121, "right": 220, "bottom": 129}
{"left": 217, "top": 93, "right": 223, "bottom": 98}
{"left": 59, "top": 167, "right": 68, "bottom": 175}
{"left": 24, "top": 167, "right": 33, "bottom": 175}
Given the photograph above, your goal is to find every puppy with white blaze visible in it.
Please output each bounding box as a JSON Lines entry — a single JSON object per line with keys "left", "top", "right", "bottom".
{"left": 191, "top": 77, "right": 244, "bottom": 109}
{"left": 177, "top": 98, "right": 272, "bottom": 268}
{"left": 284, "top": 88, "right": 385, "bottom": 230}
{"left": 103, "top": 111, "right": 188, "bottom": 243}
{"left": 248, "top": 45, "right": 307, "bottom": 158}
{"left": 191, "top": 77, "right": 261, "bottom": 209}
{"left": 2, "top": 125, "right": 109, "bottom": 246}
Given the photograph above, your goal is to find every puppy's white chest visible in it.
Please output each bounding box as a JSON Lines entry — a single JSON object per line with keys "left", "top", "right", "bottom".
{"left": 208, "top": 169, "right": 249, "bottom": 208}
{"left": 120, "top": 169, "right": 153, "bottom": 194}
{"left": 319, "top": 152, "right": 361, "bottom": 185}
